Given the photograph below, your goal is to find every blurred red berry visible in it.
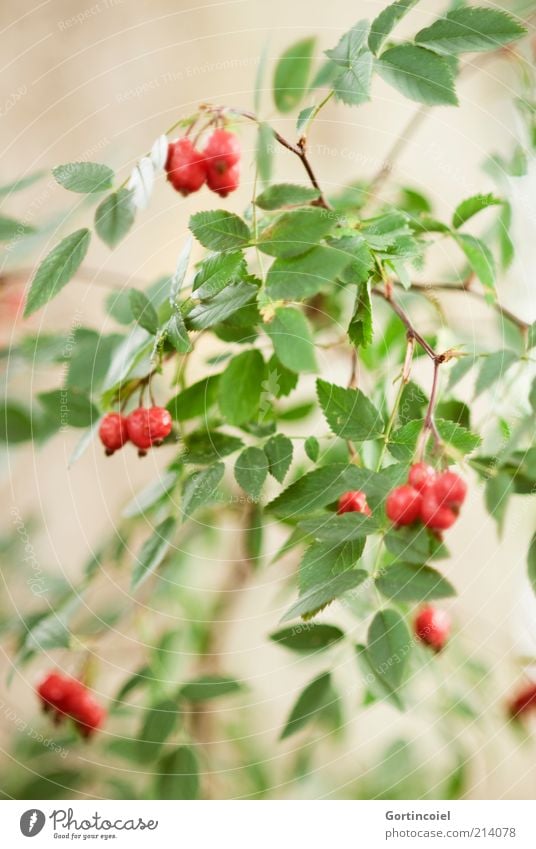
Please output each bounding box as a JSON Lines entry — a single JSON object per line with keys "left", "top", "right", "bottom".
{"left": 127, "top": 406, "right": 172, "bottom": 454}
{"left": 434, "top": 470, "right": 467, "bottom": 508}
{"left": 337, "top": 490, "right": 371, "bottom": 516}
{"left": 98, "top": 413, "right": 128, "bottom": 456}
{"left": 508, "top": 682, "right": 536, "bottom": 718}
{"left": 36, "top": 672, "right": 105, "bottom": 738}
{"left": 386, "top": 485, "right": 421, "bottom": 526}
{"left": 408, "top": 462, "right": 436, "bottom": 492}
{"left": 420, "top": 489, "right": 457, "bottom": 530}
{"left": 165, "top": 138, "right": 207, "bottom": 195}
{"left": 414, "top": 606, "right": 451, "bottom": 651}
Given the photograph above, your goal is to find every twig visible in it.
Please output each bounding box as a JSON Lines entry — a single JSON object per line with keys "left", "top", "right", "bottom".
{"left": 222, "top": 107, "right": 331, "bottom": 209}
{"left": 407, "top": 280, "right": 529, "bottom": 333}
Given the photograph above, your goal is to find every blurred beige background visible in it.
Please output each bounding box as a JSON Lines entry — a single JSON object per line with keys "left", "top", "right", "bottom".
{"left": 1, "top": 0, "right": 535, "bottom": 799}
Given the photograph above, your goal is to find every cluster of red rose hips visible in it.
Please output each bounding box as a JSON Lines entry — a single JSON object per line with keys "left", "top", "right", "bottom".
{"left": 37, "top": 672, "right": 105, "bottom": 738}
{"left": 98, "top": 406, "right": 172, "bottom": 457}
{"left": 386, "top": 463, "right": 467, "bottom": 532}
{"left": 165, "top": 128, "right": 240, "bottom": 197}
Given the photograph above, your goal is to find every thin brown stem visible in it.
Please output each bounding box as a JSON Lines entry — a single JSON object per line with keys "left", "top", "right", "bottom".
{"left": 407, "top": 280, "right": 529, "bottom": 333}
{"left": 371, "top": 286, "right": 436, "bottom": 360}
{"left": 223, "top": 107, "right": 331, "bottom": 209}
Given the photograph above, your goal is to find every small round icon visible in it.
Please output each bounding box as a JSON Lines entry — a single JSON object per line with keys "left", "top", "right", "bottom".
{"left": 20, "top": 810, "right": 46, "bottom": 837}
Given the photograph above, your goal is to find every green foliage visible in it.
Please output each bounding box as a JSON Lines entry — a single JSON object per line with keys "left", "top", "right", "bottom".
{"left": 264, "top": 433, "right": 293, "bottom": 483}
{"left": 280, "top": 569, "right": 367, "bottom": 622}
{"left": 52, "top": 161, "right": 114, "bottom": 193}
{"left": 265, "top": 307, "right": 317, "bottom": 373}
{"left": 189, "top": 210, "right": 251, "bottom": 251}
{"left": 218, "top": 349, "right": 265, "bottom": 424}
{"left": 415, "top": 8, "right": 526, "bottom": 55}
{"left": 376, "top": 45, "right": 458, "bottom": 106}
{"left": 369, "top": 0, "right": 421, "bottom": 55}
{"left": 316, "top": 379, "right": 383, "bottom": 441}
{"left": 24, "top": 229, "right": 91, "bottom": 316}
{"left": 95, "top": 188, "right": 136, "bottom": 247}
{"left": 280, "top": 672, "right": 332, "bottom": 739}
{"left": 179, "top": 676, "right": 242, "bottom": 701}
{"left": 131, "top": 517, "right": 176, "bottom": 590}
{"left": 273, "top": 37, "right": 316, "bottom": 113}
{"left": 235, "top": 446, "right": 269, "bottom": 499}
{"left": 376, "top": 563, "right": 456, "bottom": 602}
{"left": 325, "top": 21, "right": 374, "bottom": 105}
{"left": 156, "top": 746, "right": 199, "bottom": 800}
{"left": 270, "top": 623, "right": 345, "bottom": 653}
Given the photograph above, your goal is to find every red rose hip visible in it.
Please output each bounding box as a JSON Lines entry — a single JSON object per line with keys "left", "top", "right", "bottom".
{"left": 386, "top": 485, "right": 421, "bottom": 526}
{"left": 434, "top": 470, "right": 467, "bottom": 508}
{"left": 508, "top": 682, "right": 536, "bottom": 718}
{"left": 420, "top": 489, "right": 457, "bottom": 530}
{"left": 99, "top": 413, "right": 128, "bottom": 456}
{"left": 127, "top": 406, "right": 172, "bottom": 454}
{"left": 337, "top": 490, "right": 371, "bottom": 516}
{"left": 408, "top": 462, "right": 436, "bottom": 492}
{"left": 203, "top": 129, "right": 240, "bottom": 197}
{"left": 414, "top": 606, "right": 451, "bottom": 651}
{"left": 165, "top": 138, "right": 207, "bottom": 196}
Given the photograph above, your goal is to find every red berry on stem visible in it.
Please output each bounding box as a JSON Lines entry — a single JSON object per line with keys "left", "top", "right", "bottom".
{"left": 337, "top": 490, "right": 371, "bottom": 516}
{"left": 414, "top": 606, "right": 451, "bottom": 651}
{"left": 165, "top": 138, "right": 207, "bottom": 196}
{"left": 98, "top": 413, "right": 128, "bottom": 456}
{"left": 420, "top": 489, "right": 457, "bottom": 530}
{"left": 408, "top": 462, "right": 436, "bottom": 492}
{"left": 386, "top": 485, "right": 421, "bottom": 526}
{"left": 434, "top": 470, "right": 467, "bottom": 508}
{"left": 127, "top": 407, "right": 172, "bottom": 454}
{"left": 203, "top": 129, "right": 240, "bottom": 197}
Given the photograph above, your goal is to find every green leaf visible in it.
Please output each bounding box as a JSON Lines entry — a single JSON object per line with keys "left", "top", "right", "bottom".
{"left": 218, "top": 349, "right": 265, "bottom": 425}
{"left": 415, "top": 8, "right": 526, "bottom": 55}
{"left": 485, "top": 471, "right": 513, "bottom": 529}
{"left": 348, "top": 280, "right": 373, "bottom": 348}
{"left": 299, "top": 512, "right": 378, "bottom": 543}
{"left": 384, "top": 525, "right": 447, "bottom": 565}
{"left": 455, "top": 233, "right": 495, "bottom": 292}
{"left": 165, "top": 311, "right": 192, "bottom": 353}
{"left": 265, "top": 244, "right": 353, "bottom": 300}
{"left": 436, "top": 419, "right": 481, "bottom": 456}
{"left": 167, "top": 376, "right": 220, "bottom": 422}
{"left": 300, "top": 539, "right": 365, "bottom": 593}
{"left": 528, "top": 533, "right": 536, "bottom": 597}
{"left": 256, "top": 183, "right": 319, "bottom": 210}
{"left": 281, "top": 569, "right": 367, "bottom": 622}
{"left": 474, "top": 350, "right": 518, "bottom": 396}
{"left": 324, "top": 22, "right": 374, "bottom": 105}
{"left": 192, "top": 251, "right": 245, "bottom": 299}
{"left": 94, "top": 188, "right": 136, "bottom": 248}
{"left": 52, "top": 161, "right": 114, "bottom": 193}
{"left": 257, "top": 208, "right": 333, "bottom": 258}
{"left": 316, "top": 378, "right": 383, "bottom": 441}
{"left": 270, "top": 623, "right": 344, "bottom": 653}
{"left": 265, "top": 307, "right": 317, "bottom": 373}
{"left": 21, "top": 594, "right": 81, "bottom": 655}
{"left": 452, "top": 193, "right": 502, "bottom": 229}
{"left": 156, "top": 746, "right": 199, "bottom": 800}
{"left": 280, "top": 672, "right": 331, "bottom": 739}
{"left": 376, "top": 562, "right": 456, "bottom": 602}
{"left": 376, "top": 44, "right": 458, "bottom": 106}
{"left": 131, "top": 517, "right": 176, "bottom": 590}
{"left": 170, "top": 235, "right": 193, "bottom": 306}
{"left": 264, "top": 433, "right": 293, "bottom": 483}
{"left": 38, "top": 389, "right": 98, "bottom": 429}
{"left": 179, "top": 676, "right": 242, "bottom": 701}
{"left": 256, "top": 122, "right": 274, "bottom": 186}
{"left": 189, "top": 210, "right": 251, "bottom": 251}
{"left": 0, "top": 215, "right": 35, "bottom": 241}
{"left": 181, "top": 463, "right": 224, "bottom": 518}
{"left": 367, "top": 608, "right": 411, "bottom": 694}
{"left": 187, "top": 281, "right": 257, "bottom": 330}
{"left": 0, "top": 402, "right": 35, "bottom": 443}
{"left": 273, "top": 37, "right": 316, "bottom": 113}
{"left": 182, "top": 430, "right": 243, "bottom": 465}
{"left": 369, "top": 0, "right": 421, "bottom": 55}
{"left": 304, "top": 436, "right": 319, "bottom": 462}
{"left": 234, "top": 446, "right": 268, "bottom": 499}
{"left": 122, "top": 470, "right": 179, "bottom": 518}
{"left": 0, "top": 169, "right": 46, "bottom": 196}
{"left": 137, "top": 699, "right": 180, "bottom": 761}
{"left": 268, "top": 463, "right": 370, "bottom": 517}
{"left": 129, "top": 289, "right": 159, "bottom": 334}
{"left": 24, "top": 229, "right": 91, "bottom": 317}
